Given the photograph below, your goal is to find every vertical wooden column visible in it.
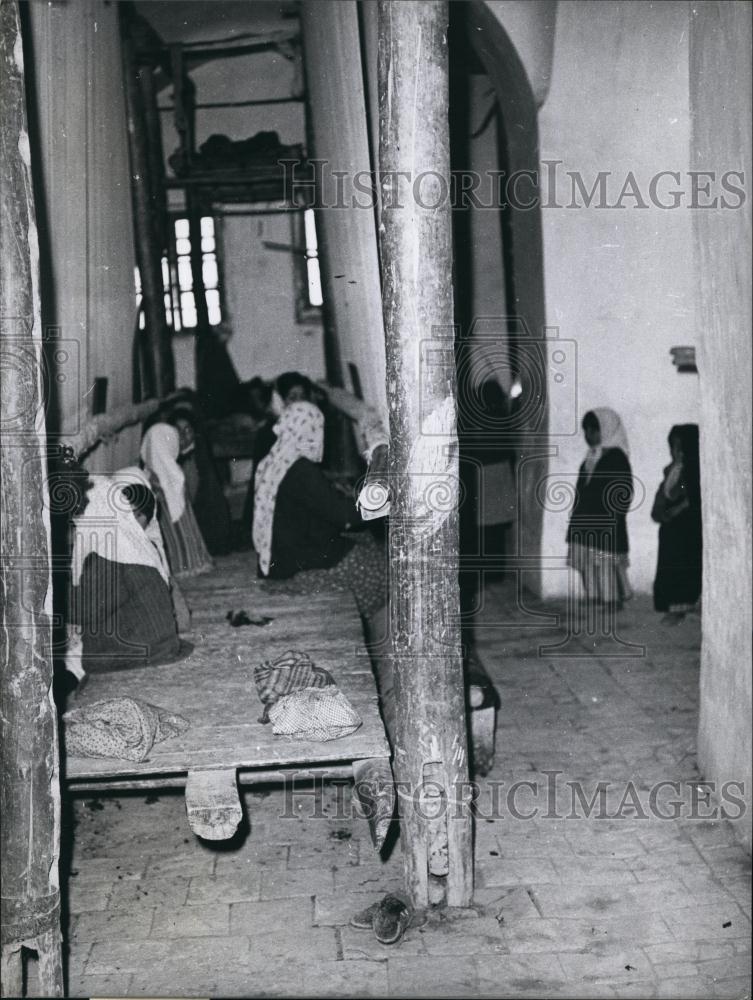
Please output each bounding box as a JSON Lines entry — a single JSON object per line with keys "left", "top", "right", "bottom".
{"left": 187, "top": 194, "right": 210, "bottom": 334}
{"left": 0, "top": 2, "right": 64, "bottom": 994}
{"left": 140, "top": 61, "right": 169, "bottom": 265}
{"left": 378, "top": 0, "right": 473, "bottom": 908}
{"left": 172, "top": 45, "right": 210, "bottom": 341}
{"left": 121, "top": 15, "right": 173, "bottom": 397}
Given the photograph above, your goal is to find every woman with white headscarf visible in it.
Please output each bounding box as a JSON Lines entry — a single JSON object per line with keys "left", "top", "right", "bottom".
{"left": 253, "top": 401, "right": 386, "bottom": 619}
{"left": 140, "top": 423, "right": 213, "bottom": 578}
{"left": 567, "top": 408, "right": 634, "bottom": 608}
{"left": 69, "top": 469, "right": 183, "bottom": 672}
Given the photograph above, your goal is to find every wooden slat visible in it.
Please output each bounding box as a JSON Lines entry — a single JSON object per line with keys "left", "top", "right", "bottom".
{"left": 66, "top": 764, "right": 358, "bottom": 793}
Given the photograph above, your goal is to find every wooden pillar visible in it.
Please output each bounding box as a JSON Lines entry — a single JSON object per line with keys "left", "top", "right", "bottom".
{"left": 0, "top": 2, "right": 64, "bottom": 994}
{"left": 140, "top": 60, "right": 169, "bottom": 263}
{"left": 187, "top": 193, "right": 210, "bottom": 333}
{"left": 121, "top": 15, "right": 173, "bottom": 397}
{"left": 378, "top": 0, "right": 473, "bottom": 908}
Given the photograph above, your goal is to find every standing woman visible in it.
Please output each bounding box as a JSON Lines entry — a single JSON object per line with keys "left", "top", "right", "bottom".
{"left": 567, "top": 408, "right": 634, "bottom": 608}
{"left": 141, "top": 423, "right": 213, "bottom": 578}
{"left": 652, "top": 424, "right": 702, "bottom": 622}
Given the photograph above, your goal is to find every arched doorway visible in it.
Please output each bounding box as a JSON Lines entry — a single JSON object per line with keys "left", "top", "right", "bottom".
{"left": 451, "top": 0, "right": 551, "bottom": 598}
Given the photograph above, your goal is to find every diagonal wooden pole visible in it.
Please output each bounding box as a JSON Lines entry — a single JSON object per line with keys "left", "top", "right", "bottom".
{"left": 378, "top": 0, "right": 473, "bottom": 908}
{"left": 0, "top": 1, "right": 64, "bottom": 994}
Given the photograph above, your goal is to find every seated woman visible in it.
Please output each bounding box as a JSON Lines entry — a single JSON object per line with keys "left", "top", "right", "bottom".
{"left": 163, "top": 403, "right": 232, "bottom": 556}
{"left": 69, "top": 472, "right": 182, "bottom": 672}
{"left": 140, "top": 422, "right": 214, "bottom": 578}
{"left": 253, "top": 400, "right": 386, "bottom": 620}
{"left": 242, "top": 371, "right": 317, "bottom": 537}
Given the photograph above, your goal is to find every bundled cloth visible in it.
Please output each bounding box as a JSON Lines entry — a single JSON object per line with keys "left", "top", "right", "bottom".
{"left": 64, "top": 697, "right": 189, "bottom": 762}
{"left": 253, "top": 650, "right": 361, "bottom": 742}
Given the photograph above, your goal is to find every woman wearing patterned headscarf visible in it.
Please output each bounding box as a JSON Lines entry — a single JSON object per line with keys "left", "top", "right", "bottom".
{"left": 252, "top": 401, "right": 386, "bottom": 621}
{"left": 69, "top": 470, "right": 182, "bottom": 672}
{"left": 140, "top": 423, "right": 213, "bottom": 578}
{"left": 651, "top": 424, "right": 702, "bottom": 623}
{"left": 567, "top": 408, "right": 634, "bottom": 608}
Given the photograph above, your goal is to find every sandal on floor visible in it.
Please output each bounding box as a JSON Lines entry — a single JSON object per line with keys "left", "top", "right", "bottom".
{"left": 373, "top": 894, "right": 413, "bottom": 945}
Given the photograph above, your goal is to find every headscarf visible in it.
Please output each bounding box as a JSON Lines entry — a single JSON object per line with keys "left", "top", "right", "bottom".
{"left": 583, "top": 407, "right": 630, "bottom": 479}
{"left": 115, "top": 466, "right": 171, "bottom": 580}
{"left": 71, "top": 471, "right": 170, "bottom": 586}
{"left": 140, "top": 423, "right": 186, "bottom": 523}
{"left": 667, "top": 424, "right": 701, "bottom": 506}
{"left": 253, "top": 401, "right": 325, "bottom": 576}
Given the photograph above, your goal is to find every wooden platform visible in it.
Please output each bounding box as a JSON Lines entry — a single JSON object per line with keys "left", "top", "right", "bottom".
{"left": 65, "top": 553, "right": 392, "bottom": 841}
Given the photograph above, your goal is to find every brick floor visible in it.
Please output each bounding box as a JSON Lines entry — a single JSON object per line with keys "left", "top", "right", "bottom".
{"left": 44, "top": 583, "right": 751, "bottom": 998}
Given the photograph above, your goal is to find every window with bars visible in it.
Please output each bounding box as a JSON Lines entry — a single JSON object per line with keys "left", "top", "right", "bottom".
{"left": 134, "top": 216, "right": 223, "bottom": 332}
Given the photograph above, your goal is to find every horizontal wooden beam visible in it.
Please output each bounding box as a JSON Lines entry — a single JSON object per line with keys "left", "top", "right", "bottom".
{"left": 159, "top": 96, "right": 304, "bottom": 112}
{"left": 64, "top": 763, "right": 361, "bottom": 793}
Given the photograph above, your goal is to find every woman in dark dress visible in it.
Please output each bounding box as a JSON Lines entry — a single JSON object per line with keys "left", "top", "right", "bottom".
{"left": 70, "top": 471, "right": 181, "bottom": 672}
{"left": 652, "top": 424, "right": 702, "bottom": 622}
{"left": 567, "top": 408, "right": 634, "bottom": 608}
{"left": 252, "top": 401, "right": 386, "bottom": 620}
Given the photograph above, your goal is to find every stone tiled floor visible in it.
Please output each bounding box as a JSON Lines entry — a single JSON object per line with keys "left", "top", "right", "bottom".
{"left": 52, "top": 582, "right": 751, "bottom": 998}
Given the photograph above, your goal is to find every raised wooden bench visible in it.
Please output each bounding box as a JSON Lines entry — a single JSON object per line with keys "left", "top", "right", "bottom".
{"left": 65, "top": 554, "right": 393, "bottom": 847}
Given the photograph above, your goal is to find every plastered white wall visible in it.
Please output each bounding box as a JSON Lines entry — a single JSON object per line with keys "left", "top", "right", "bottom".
{"left": 534, "top": 0, "right": 700, "bottom": 595}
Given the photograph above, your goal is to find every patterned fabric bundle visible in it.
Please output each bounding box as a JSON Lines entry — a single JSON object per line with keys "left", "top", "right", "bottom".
{"left": 253, "top": 650, "right": 334, "bottom": 723}
{"left": 269, "top": 687, "right": 362, "bottom": 743}
{"left": 253, "top": 649, "right": 361, "bottom": 741}
{"left": 64, "top": 697, "right": 189, "bottom": 762}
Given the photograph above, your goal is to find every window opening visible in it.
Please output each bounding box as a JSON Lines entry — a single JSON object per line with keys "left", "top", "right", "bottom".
{"left": 134, "top": 216, "right": 224, "bottom": 331}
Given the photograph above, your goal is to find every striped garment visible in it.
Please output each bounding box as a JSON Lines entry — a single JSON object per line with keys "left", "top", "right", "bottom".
{"left": 157, "top": 492, "right": 214, "bottom": 579}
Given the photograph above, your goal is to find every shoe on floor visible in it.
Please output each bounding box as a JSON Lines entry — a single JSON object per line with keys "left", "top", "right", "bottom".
{"left": 373, "top": 894, "right": 413, "bottom": 945}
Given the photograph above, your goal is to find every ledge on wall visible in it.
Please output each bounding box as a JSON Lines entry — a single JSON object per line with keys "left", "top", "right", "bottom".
{"left": 670, "top": 345, "right": 698, "bottom": 373}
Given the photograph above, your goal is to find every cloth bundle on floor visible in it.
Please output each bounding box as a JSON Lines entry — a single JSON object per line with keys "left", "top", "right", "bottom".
{"left": 64, "top": 697, "right": 189, "bottom": 762}
{"left": 253, "top": 650, "right": 361, "bottom": 741}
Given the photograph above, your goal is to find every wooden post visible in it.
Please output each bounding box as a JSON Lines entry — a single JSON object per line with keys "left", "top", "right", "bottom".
{"left": 378, "top": 0, "right": 473, "bottom": 908}
{"left": 1, "top": 2, "right": 64, "bottom": 994}
{"left": 187, "top": 193, "right": 210, "bottom": 333}
{"left": 140, "top": 59, "right": 169, "bottom": 262}
{"left": 121, "top": 13, "right": 174, "bottom": 397}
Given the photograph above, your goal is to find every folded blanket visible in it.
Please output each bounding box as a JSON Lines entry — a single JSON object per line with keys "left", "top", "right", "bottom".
{"left": 64, "top": 697, "right": 189, "bottom": 762}
{"left": 254, "top": 650, "right": 361, "bottom": 741}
